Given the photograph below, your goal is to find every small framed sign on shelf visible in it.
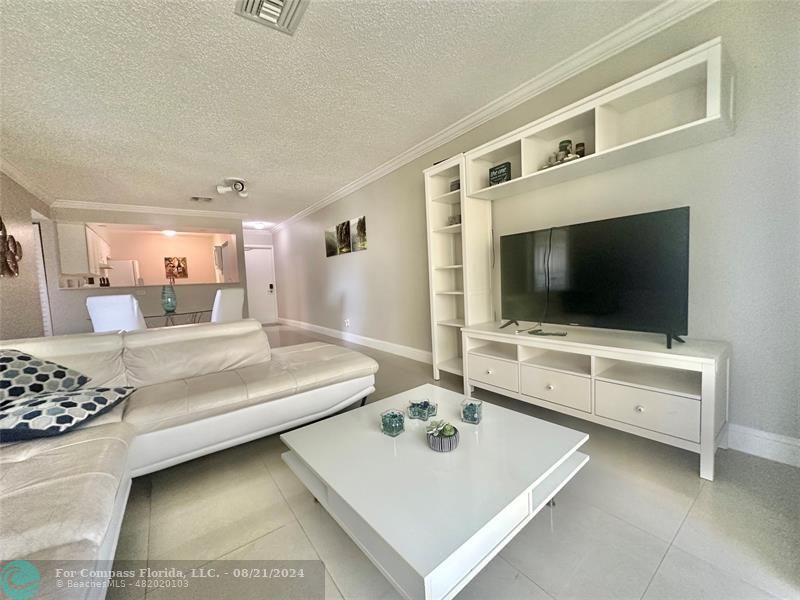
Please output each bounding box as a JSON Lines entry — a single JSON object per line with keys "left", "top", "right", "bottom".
{"left": 488, "top": 162, "right": 511, "bottom": 186}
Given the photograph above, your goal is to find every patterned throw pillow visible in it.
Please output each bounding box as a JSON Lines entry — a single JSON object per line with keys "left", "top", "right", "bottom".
{"left": 0, "top": 386, "right": 134, "bottom": 442}
{"left": 0, "top": 349, "right": 91, "bottom": 400}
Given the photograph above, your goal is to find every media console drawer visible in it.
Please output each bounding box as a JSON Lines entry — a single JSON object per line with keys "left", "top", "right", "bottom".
{"left": 468, "top": 354, "right": 518, "bottom": 392}
{"left": 595, "top": 380, "right": 700, "bottom": 442}
{"left": 520, "top": 365, "right": 591, "bottom": 413}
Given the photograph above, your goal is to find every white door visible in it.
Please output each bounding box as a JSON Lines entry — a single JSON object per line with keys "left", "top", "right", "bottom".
{"left": 244, "top": 247, "right": 278, "bottom": 324}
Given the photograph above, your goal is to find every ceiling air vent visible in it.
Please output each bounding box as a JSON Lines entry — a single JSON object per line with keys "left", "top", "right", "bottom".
{"left": 235, "top": 0, "right": 309, "bottom": 36}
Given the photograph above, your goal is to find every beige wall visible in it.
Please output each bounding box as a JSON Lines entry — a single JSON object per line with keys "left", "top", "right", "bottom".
{"left": 274, "top": 2, "right": 800, "bottom": 438}
{"left": 105, "top": 230, "right": 234, "bottom": 285}
{"left": 0, "top": 173, "right": 48, "bottom": 339}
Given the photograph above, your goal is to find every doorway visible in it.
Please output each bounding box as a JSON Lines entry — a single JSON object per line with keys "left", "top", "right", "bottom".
{"left": 32, "top": 222, "right": 53, "bottom": 336}
{"left": 244, "top": 246, "right": 278, "bottom": 324}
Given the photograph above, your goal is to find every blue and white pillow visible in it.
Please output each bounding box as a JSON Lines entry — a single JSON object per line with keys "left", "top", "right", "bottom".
{"left": 0, "top": 386, "right": 135, "bottom": 442}
{"left": 0, "top": 349, "right": 91, "bottom": 400}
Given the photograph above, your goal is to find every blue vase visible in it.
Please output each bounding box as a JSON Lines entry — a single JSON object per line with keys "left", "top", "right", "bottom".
{"left": 161, "top": 285, "right": 177, "bottom": 314}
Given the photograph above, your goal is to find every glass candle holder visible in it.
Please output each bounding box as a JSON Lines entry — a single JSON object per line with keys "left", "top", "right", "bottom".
{"left": 380, "top": 409, "right": 405, "bottom": 437}
{"left": 407, "top": 399, "right": 437, "bottom": 421}
{"left": 461, "top": 399, "right": 482, "bottom": 424}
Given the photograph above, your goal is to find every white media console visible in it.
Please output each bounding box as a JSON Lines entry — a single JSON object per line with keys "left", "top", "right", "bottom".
{"left": 461, "top": 322, "right": 729, "bottom": 480}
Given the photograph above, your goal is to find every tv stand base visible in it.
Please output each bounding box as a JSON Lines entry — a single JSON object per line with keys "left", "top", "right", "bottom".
{"left": 460, "top": 323, "right": 730, "bottom": 480}
{"left": 666, "top": 334, "right": 687, "bottom": 349}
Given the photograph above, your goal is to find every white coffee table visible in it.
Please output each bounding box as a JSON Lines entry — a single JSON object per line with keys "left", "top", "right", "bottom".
{"left": 281, "top": 384, "right": 588, "bottom": 600}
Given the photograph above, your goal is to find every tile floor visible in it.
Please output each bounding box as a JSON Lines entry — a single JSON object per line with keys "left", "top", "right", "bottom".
{"left": 111, "top": 325, "right": 800, "bottom": 600}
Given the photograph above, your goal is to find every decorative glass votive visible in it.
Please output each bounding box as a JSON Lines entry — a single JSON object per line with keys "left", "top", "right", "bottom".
{"left": 461, "top": 399, "right": 482, "bottom": 424}
{"left": 407, "top": 399, "right": 438, "bottom": 421}
{"left": 160, "top": 285, "right": 177, "bottom": 314}
{"left": 380, "top": 409, "right": 405, "bottom": 437}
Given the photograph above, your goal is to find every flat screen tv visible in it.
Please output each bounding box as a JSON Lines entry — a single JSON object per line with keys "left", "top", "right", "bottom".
{"left": 500, "top": 207, "right": 689, "bottom": 338}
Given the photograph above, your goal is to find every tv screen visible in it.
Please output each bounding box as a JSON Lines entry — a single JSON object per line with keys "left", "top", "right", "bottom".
{"left": 500, "top": 207, "right": 689, "bottom": 335}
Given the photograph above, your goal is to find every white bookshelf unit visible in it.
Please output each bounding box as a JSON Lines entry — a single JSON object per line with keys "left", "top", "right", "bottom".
{"left": 422, "top": 39, "right": 735, "bottom": 479}
{"left": 424, "top": 156, "right": 493, "bottom": 379}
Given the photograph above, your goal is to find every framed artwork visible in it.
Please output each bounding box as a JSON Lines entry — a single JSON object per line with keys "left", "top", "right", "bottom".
{"left": 324, "top": 216, "right": 367, "bottom": 257}
{"left": 164, "top": 256, "right": 188, "bottom": 279}
{"left": 351, "top": 216, "right": 367, "bottom": 252}
{"left": 0, "top": 216, "right": 23, "bottom": 277}
{"left": 336, "top": 220, "right": 351, "bottom": 254}
{"left": 324, "top": 228, "right": 338, "bottom": 257}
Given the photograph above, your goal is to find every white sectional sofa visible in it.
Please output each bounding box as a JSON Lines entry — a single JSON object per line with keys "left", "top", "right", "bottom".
{"left": 0, "top": 319, "right": 378, "bottom": 598}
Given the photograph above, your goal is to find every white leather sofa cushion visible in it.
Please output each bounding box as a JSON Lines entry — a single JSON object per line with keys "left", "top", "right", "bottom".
{"left": 235, "top": 361, "right": 297, "bottom": 401}
{"left": 122, "top": 344, "right": 377, "bottom": 434}
{"left": 0, "top": 422, "right": 133, "bottom": 561}
{"left": 125, "top": 371, "right": 245, "bottom": 433}
{"left": 0, "top": 331, "right": 126, "bottom": 388}
{"left": 272, "top": 342, "right": 379, "bottom": 393}
{"left": 124, "top": 361, "right": 296, "bottom": 433}
{"left": 123, "top": 320, "right": 271, "bottom": 387}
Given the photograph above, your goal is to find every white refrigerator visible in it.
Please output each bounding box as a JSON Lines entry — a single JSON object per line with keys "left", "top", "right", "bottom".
{"left": 106, "top": 259, "right": 141, "bottom": 287}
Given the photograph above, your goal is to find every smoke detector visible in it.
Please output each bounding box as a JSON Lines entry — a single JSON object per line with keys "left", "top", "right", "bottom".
{"left": 217, "top": 178, "right": 249, "bottom": 198}
{"left": 235, "top": 0, "right": 309, "bottom": 36}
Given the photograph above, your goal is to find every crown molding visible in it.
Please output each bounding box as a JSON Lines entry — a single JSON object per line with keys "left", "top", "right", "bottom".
{"left": 0, "top": 159, "right": 55, "bottom": 204}
{"left": 49, "top": 199, "right": 247, "bottom": 220}
{"left": 272, "top": 0, "right": 717, "bottom": 232}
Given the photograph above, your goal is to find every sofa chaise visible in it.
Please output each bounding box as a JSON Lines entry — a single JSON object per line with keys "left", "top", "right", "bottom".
{"left": 0, "top": 319, "right": 378, "bottom": 598}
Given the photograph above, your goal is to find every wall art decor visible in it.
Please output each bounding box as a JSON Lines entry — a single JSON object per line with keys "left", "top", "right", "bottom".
{"left": 164, "top": 256, "right": 188, "bottom": 279}
{"left": 0, "top": 216, "right": 23, "bottom": 277}
{"left": 324, "top": 215, "right": 368, "bottom": 257}
{"left": 350, "top": 215, "right": 367, "bottom": 252}
{"left": 324, "top": 228, "right": 338, "bottom": 257}
{"left": 336, "top": 220, "right": 351, "bottom": 254}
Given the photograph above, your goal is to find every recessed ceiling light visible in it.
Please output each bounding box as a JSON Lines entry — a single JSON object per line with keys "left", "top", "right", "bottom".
{"left": 162, "top": 230, "right": 177, "bottom": 237}
{"left": 243, "top": 221, "right": 273, "bottom": 230}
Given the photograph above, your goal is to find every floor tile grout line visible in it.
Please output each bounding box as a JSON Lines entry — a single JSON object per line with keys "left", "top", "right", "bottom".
{"left": 145, "top": 462, "right": 295, "bottom": 567}
{"left": 495, "top": 554, "right": 557, "bottom": 599}
{"left": 563, "top": 491, "right": 684, "bottom": 546}
{"left": 638, "top": 478, "right": 706, "bottom": 599}
{"left": 556, "top": 489, "right": 686, "bottom": 545}
{"left": 203, "top": 522, "right": 292, "bottom": 564}
{"left": 264, "top": 453, "right": 347, "bottom": 600}
{"left": 144, "top": 476, "right": 153, "bottom": 600}
{"left": 649, "top": 472, "right": 788, "bottom": 600}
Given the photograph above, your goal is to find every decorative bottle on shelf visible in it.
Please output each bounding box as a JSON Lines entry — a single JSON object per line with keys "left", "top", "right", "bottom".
{"left": 161, "top": 276, "right": 177, "bottom": 314}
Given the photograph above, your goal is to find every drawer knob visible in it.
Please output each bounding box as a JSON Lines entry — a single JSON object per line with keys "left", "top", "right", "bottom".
{"left": 546, "top": 384, "right": 555, "bottom": 391}
{"left": 486, "top": 369, "right": 493, "bottom": 375}
{"left": 635, "top": 405, "right": 645, "bottom": 413}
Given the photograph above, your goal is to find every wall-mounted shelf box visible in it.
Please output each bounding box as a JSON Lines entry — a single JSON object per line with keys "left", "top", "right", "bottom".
{"left": 466, "top": 38, "right": 733, "bottom": 200}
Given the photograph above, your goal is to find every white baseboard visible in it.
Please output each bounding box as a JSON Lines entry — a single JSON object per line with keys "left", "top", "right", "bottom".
{"left": 278, "top": 318, "right": 433, "bottom": 365}
{"left": 726, "top": 424, "right": 800, "bottom": 468}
